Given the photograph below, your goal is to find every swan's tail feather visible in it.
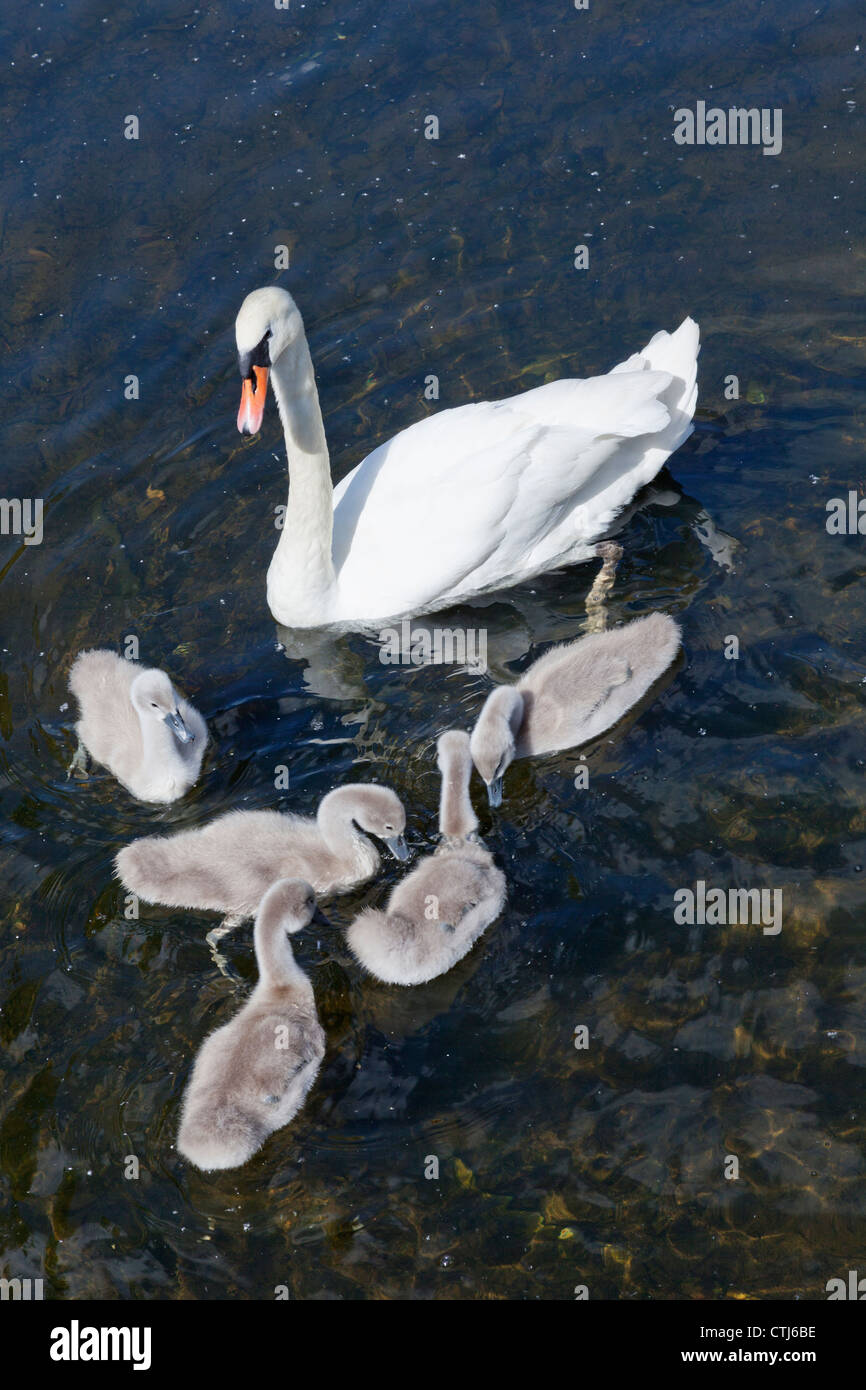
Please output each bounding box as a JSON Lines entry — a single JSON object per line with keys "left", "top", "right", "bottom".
{"left": 637, "top": 317, "right": 700, "bottom": 426}
{"left": 619, "top": 611, "right": 682, "bottom": 680}
{"left": 345, "top": 907, "right": 409, "bottom": 982}
{"left": 177, "top": 1101, "right": 265, "bottom": 1171}
{"left": 511, "top": 371, "right": 673, "bottom": 439}
{"left": 115, "top": 835, "right": 216, "bottom": 910}
{"left": 68, "top": 648, "right": 122, "bottom": 702}
{"left": 612, "top": 317, "right": 699, "bottom": 431}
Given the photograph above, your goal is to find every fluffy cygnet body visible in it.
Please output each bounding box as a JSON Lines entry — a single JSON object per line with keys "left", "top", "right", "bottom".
{"left": 69, "top": 649, "right": 208, "bottom": 803}
{"left": 346, "top": 731, "right": 506, "bottom": 985}
{"left": 177, "top": 879, "right": 326, "bottom": 1171}
{"left": 470, "top": 611, "right": 681, "bottom": 804}
{"left": 116, "top": 784, "right": 408, "bottom": 917}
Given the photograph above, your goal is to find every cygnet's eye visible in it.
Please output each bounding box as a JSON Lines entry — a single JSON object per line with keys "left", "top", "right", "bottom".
{"left": 151, "top": 702, "right": 158, "bottom": 709}
{"left": 384, "top": 823, "right": 394, "bottom": 833}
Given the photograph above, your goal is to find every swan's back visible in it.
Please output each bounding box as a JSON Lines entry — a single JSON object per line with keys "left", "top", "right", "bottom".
{"left": 328, "top": 320, "right": 699, "bottom": 623}
{"left": 517, "top": 611, "right": 681, "bottom": 756}
{"left": 347, "top": 843, "right": 505, "bottom": 986}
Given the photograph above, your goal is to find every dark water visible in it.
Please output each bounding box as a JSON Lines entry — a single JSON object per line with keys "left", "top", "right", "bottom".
{"left": 1, "top": 0, "right": 864, "bottom": 1299}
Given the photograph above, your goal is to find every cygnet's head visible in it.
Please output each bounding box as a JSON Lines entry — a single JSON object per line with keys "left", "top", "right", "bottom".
{"left": 235, "top": 286, "right": 304, "bottom": 435}
{"left": 347, "top": 785, "right": 409, "bottom": 861}
{"left": 130, "top": 670, "right": 194, "bottom": 745}
{"left": 469, "top": 686, "right": 524, "bottom": 807}
{"left": 258, "top": 878, "right": 328, "bottom": 933}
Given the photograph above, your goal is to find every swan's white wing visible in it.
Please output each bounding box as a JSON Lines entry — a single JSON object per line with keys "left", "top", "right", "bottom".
{"left": 330, "top": 369, "right": 674, "bottom": 621}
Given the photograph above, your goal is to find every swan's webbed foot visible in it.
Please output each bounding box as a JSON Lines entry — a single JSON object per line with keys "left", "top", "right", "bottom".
{"left": 67, "top": 739, "right": 90, "bottom": 781}
{"left": 206, "top": 913, "right": 246, "bottom": 983}
{"left": 583, "top": 541, "right": 623, "bottom": 634}
{"left": 594, "top": 540, "right": 624, "bottom": 565}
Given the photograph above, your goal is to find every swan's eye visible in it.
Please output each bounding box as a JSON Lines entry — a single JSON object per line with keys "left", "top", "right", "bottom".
{"left": 384, "top": 823, "right": 394, "bottom": 833}
{"left": 151, "top": 702, "right": 158, "bottom": 709}
{"left": 238, "top": 329, "right": 272, "bottom": 380}
{"left": 252, "top": 330, "right": 271, "bottom": 365}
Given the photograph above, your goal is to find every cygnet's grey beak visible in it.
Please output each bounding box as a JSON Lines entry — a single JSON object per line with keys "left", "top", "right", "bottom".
{"left": 165, "top": 709, "right": 194, "bottom": 744}
{"left": 385, "top": 834, "right": 409, "bottom": 862}
{"left": 311, "top": 905, "right": 331, "bottom": 929}
{"left": 487, "top": 776, "right": 504, "bottom": 808}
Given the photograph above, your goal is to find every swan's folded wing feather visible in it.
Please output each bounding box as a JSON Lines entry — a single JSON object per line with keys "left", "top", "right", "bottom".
{"left": 330, "top": 371, "right": 678, "bottom": 617}
{"left": 332, "top": 411, "right": 540, "bottom": 613}
{"left": 216, "top": 1009, "right": 317, "bottom": 1099}
{"left": 503, "top": 369, "right": 672, "bottom": 437}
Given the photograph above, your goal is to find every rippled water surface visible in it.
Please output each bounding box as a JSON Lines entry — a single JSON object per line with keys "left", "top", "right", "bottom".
{"left": 1, "top": 0, "right": 864, "bottom": 1299}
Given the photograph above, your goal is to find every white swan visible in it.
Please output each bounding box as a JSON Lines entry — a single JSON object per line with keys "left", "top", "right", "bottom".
{"left": 235, "top": 286, "right": 699, "bottom": 630}
{"left": 345, "top": 731, "right": 506, "bottom": 985}
{"left": 470, "top": 611, "right": 682, "bottom": 805}
{"left": 177, "top": 879, "right": 326, "bottom": 1171}
{"left": 68, "top": 649, "right": 208, "bottom": 803}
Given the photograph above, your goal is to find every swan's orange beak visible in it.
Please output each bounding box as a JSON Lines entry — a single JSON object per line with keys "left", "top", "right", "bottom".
{"left": 237, "top": 366, "right": 269, "bottom": 435}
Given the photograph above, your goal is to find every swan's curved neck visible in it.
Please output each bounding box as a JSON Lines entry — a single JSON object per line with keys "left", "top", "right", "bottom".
{"left": 317, "top": 790, "right": 378, "bottom": 865}
{"left": 254, "top": 911, "right": 306, "bottom": 991}
{"left": 439, "top": 747, "right": 478, "bottom": 841}
{"left": 497, "top": 686, "right": 526, "bottom": 738}
{"left": 137, "top": 713, "right": 185, "bottom": 783}
{"left": 268, "top": 333, "right": 337, "bottom": 622}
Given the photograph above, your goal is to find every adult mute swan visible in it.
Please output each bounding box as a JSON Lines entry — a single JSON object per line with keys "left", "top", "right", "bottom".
{"left": 235, "top": 287, "right": 700, "bottom": 630}
{"left": 177, "top": 879, "right": 326, "bottom": 1171}
{"left": 68, "top": 650, "right": 208, "bottom": 803}
{"left": 470, "top": 611, "right": 682, "bottom": 805}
